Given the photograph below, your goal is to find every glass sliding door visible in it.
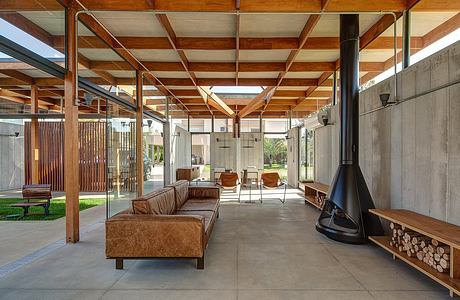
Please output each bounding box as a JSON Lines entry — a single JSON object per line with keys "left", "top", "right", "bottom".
{"left": 191, "top": 134, "right": 210, "bottom": 180}
{"left": 106, "top": 103, "right": 137, "bottom": 217}
{"left": 143, "top": 117, "right": 164, "bottom": 194}
{"left": 299, "top": 127, "right": 315, "bottom": 182}
{"left": 263, "top": 134, "right": 287, "bottom": 180}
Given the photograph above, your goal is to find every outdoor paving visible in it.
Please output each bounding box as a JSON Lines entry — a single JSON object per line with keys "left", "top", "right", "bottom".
{"left": 0, "top": 188, "right": 452, "bottom": 300}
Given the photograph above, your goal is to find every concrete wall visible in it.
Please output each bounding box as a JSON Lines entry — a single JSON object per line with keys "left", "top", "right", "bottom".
{"left": 314, "top": 40, "right": 460, "bottom": 225}
{"left": 314, "top": 105, "right": 339, "bottom": 185}
{"left": 0, "top": 121, "right": 24, "bottom": 191}
{"left": 239, "top": 132, "right": 264, "bottom": 173}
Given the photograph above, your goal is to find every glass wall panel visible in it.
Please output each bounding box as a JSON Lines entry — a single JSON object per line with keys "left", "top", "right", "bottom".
{"left": 189, "top": 118, "right": 212, "bottom": 132}
{"left": 191, "top": 134, "right": 210, "bottom": 180}
{"left": 241, "top": 118, "right": 260, "bottom": 132}
{"left": 263, "top": 133, "right": 287, "bottom": 180}
{"left": 306, "top": 129, "right": 315, "bottom": 181}
{"left": 0, "top": 55, "right": 64, "bottom": 114}
{"left": 0, "top": 6, "right": 65, "bottom": 67}
{"left": 214, "top": 118, "right": 233, "bottom": 132}
{"left": 262, "top": 118, "right": 288, "bottom": 133}
{"left": 106, "top": 103, "right": 137, "bottom": 217}
{"left": 143, "top": 117, "right": 164, "bottom": 194}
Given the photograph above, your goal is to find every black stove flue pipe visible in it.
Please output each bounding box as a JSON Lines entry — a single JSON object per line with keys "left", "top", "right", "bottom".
{"left": 315, "top": 14, "right": 384, "bottom": 244}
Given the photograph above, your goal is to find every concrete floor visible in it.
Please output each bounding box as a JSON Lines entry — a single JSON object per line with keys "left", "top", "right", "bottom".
{"left": 0, "top": 188, "right": 452, "bottom": 300}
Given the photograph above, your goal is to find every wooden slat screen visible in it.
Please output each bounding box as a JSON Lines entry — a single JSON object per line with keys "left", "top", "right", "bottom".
{"left": 25, "top": 121, "right": 108, "bottom": 192}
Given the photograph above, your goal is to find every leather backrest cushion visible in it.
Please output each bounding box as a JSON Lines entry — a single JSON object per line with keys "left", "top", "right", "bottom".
{"left": 131, "top": 187, "right": 176, "bottom": 215}
{"left": 168, "top": 180, "right": 189, "bottom": 208}
{"left": 131, "top": 196, "right": 150, "bottom": 214}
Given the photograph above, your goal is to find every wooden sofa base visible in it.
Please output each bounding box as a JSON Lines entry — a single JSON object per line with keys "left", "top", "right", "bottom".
{"left": 112, "top": 256, "right": 205, "bottom": 270}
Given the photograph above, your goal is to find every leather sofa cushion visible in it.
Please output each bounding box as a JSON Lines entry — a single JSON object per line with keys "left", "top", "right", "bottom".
{"left": 188, "top": 186, "right": 220, "bottom": 199}
{"left": 168, "top": 180, "right": 189, "bottom": 208}
{"left": 175, "top": 210, "right": 215, "bottom": 236}
{"left": 178, "top": 198, "right": 219, "bottom": 212}
{"left": 131, "top": 187, "right": 176, "bottom": 215}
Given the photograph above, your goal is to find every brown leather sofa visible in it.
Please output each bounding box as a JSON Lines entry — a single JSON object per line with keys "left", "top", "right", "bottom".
{"left": 105, "top": 180, "right": 220, "bottom": 270}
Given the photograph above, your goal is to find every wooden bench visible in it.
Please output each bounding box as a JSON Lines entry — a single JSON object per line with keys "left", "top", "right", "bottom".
{"left": 369, "top": 209, "right": 460, "bottom": 297}
{"left": 10, "top": 184, "right": 52, "bottom": 218}
{"left": 303, "top": 182, "right": 329, "bottom": 209}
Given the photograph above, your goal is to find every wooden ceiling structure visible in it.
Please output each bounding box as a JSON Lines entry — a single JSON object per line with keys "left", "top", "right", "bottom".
{"left": 0, "top": 0, "right": 459, "bottom": 119}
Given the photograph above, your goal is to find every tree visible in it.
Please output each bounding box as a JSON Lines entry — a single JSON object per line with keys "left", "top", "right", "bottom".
{"left": 264, "top": 138, "right": 287, "bottom": 167}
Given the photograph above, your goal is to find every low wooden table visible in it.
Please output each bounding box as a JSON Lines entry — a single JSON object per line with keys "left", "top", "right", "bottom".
{"left": 369, "top": 209, "right": 460, "bottom": 297}
{"left": 303, "top": 182, "right": 329, "bottom": 209}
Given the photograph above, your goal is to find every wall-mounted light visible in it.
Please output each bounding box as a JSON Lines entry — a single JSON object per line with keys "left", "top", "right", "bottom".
{"left": 0, "top": 132, "right": 20, "bottom": 137}
{"left": 379, "top": 93, "right": 396, "bottom": 107}
{"left": 242, "top": 136, "right": 258, "bottom": 149}
{"left": 83, "top": 92, "right": 94, "bottom": 106}
{"left": 216, "top": 137, "right": 231, "bottom": 149}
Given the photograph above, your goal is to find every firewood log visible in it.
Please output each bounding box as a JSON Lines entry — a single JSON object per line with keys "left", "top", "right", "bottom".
{"left": 442, "top": 253, "right": 450, "bottom": 260}
{"left": 432, "top": 239, "right": 439, "bottom": 247}
{"left": 423, "top": 247, "right": 429, "bottom": 253}
{"left": 436, "top": 265, "right": 449, "bottom": 273}
{"left": 428, "top": 244, "right": 435, "bottom": 253}
{"left": 437, "top": 246, "right": 450, "bottom": 255}
{"left": 434, "top": 253, "right": 441, "bottom": 262}
{"left": 416, "top": 251, "right": 424, "bottom": 261}
{"left": 390, "top": 222, "right": 401, "bottom": 230}
{"left": 440, "top": 259, "right": 450, "bottom": 269}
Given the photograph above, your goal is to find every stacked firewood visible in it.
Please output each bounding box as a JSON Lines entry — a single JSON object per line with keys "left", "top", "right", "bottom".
{"left": 389, "top": 222, "right": 450, "bottom": 273}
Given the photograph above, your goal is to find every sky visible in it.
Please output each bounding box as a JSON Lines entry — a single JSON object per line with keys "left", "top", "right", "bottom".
{"left": 0, "top": 16, "right": 459, "bottom": 93}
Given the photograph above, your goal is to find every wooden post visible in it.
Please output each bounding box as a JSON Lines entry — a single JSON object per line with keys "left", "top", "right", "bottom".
{"left": 64, "top": 5, "right": 79, "bottom": 243}
{"left": 30, "top": 84, "right": 39, "bottom": 184}
{"left": 136, "top": 70, "right": 144, "bottom": 197}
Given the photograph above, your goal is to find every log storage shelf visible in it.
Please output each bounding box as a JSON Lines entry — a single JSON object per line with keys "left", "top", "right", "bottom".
{"left": 369, "top": 209, "right": 460, "bottom": 297}
{"left": 303, "top": 182, "right": 329, "bottom": 209}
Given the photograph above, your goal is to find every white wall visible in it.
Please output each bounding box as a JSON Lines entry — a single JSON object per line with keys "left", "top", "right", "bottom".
{"left": 287, "top": 127, "right": 299, "bottom": 187}
{"left": 170, "top": 126, "right": 191, "bottom": 182}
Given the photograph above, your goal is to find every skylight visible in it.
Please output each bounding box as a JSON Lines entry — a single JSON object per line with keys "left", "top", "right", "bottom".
{"left": 0, "top": 18, "right": 64, "bottom": 59}
{"left": 210, "top": 86, "right": 264, "bottom": 94}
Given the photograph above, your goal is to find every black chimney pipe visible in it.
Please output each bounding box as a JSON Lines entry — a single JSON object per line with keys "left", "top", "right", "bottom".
{"left": 316, "top": 15, "right": 383, "bottom": 244}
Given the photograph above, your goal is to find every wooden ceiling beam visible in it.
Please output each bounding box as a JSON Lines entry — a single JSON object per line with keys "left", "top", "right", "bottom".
{"left": 156, "top": 13, "right": 214, "bottom": 115}
{"left": 0, "top": 77, "right": 320, "bottom": 87}
{"left": 4, "top": 0, "right": 458, "bottom": 12}
{"left": 52, "top": 36, "right": 423, "bottom": 50}
{"left": 0, "top": 70, "right": 34, "bottom": 84}
{"left": 83, "top": 61, "right": 386, "bottom": 72}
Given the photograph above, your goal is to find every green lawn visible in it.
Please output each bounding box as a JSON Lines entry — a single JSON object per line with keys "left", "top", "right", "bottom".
{"left": 263, "top": 163, "right": 288, "bottom": 179}
{"left": 0, "top": 198, "right": 105, "bottom": 221}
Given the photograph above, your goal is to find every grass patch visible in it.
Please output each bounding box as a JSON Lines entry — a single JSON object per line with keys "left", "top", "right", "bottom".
{"left": 0, "top": 198, "right": 105, "bottom": 221}
{"left": 263, "top": 164, "right": 288, "bottom": 180}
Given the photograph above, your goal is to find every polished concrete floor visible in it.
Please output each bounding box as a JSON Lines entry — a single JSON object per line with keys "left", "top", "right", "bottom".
{"left": 0, "top": 189, "right": 452, "bottom": 300}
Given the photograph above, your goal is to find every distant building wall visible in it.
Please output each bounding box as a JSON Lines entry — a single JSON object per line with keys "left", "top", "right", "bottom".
{"left": 0, "top": 121, "right": 24, "bottom": 191}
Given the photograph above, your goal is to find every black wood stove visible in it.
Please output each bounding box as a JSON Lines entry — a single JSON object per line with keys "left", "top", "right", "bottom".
{"left": 315, "top": 14, "right": 384, "bottom": 244}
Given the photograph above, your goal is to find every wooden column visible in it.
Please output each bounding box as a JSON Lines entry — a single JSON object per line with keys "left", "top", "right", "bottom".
{"left": 64, "top": 5, "right": 79, "bottom": 243}
{"left": 30, "top": 84, "right": 39, "bottom": 184}
{"left": 136, "top": 70, "right": 144, "bottom": 197}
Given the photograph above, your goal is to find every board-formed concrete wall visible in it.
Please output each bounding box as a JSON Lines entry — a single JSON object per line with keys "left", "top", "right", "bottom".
{"left": 0, "top": 121, "right": 24, "bottom": 191}
{"left": 315, "top": 40, "right": 460, "bottom": 225}
{"left": 314, "top": 105, "right": 339, "bottom": 184}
